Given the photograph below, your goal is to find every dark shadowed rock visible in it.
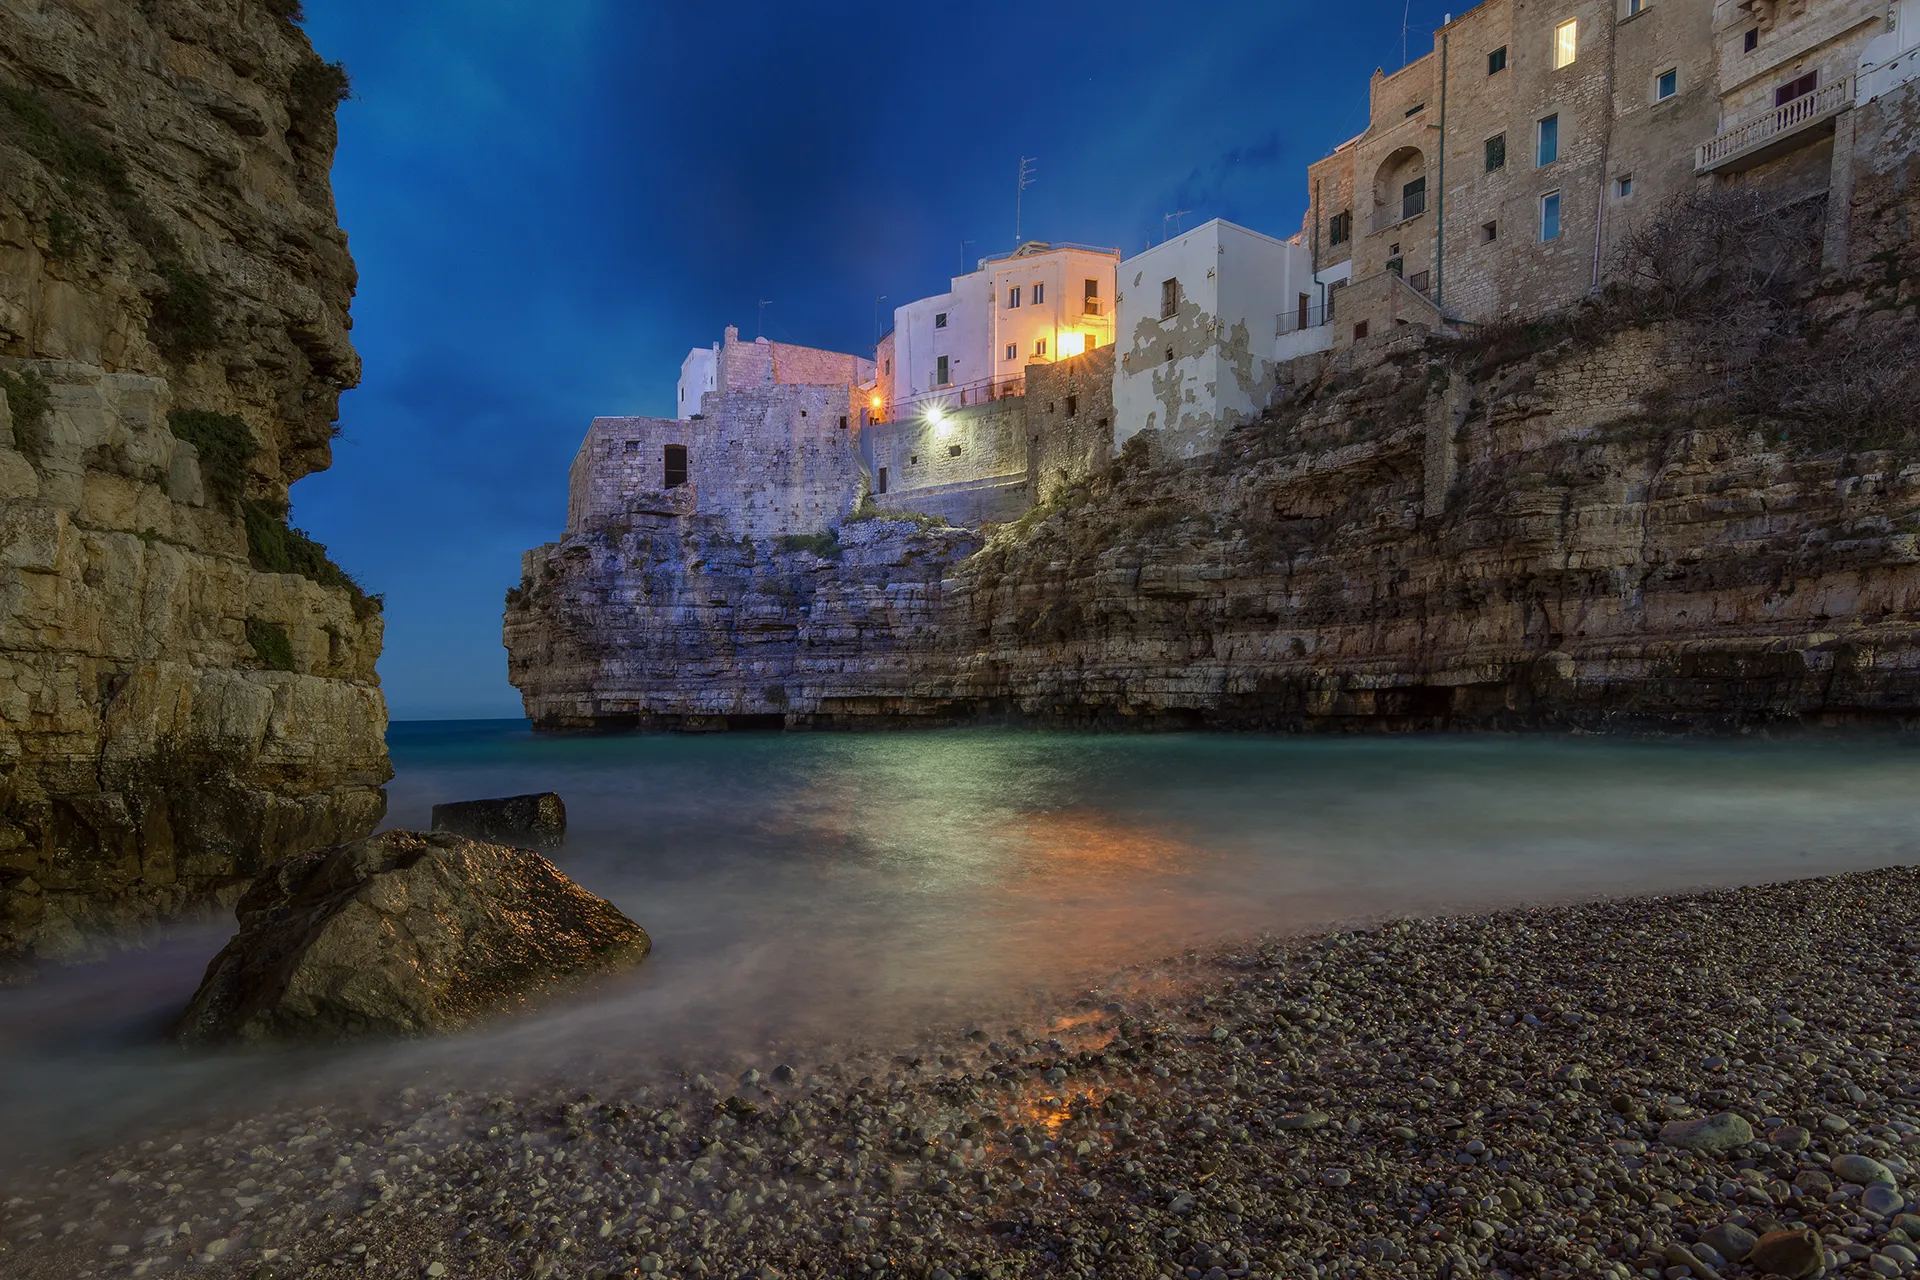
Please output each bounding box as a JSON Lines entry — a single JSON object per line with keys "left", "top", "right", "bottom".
{"left": 173, "top": 830, "right": 647, "bottom": 1044}
{"left": 431, "top": 792, "right": 567, "bottom": 849}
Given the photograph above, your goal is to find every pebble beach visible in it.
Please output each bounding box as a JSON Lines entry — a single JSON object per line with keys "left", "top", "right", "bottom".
{"left": 4, "top": 865, "right": 1918, "bottom": 1280}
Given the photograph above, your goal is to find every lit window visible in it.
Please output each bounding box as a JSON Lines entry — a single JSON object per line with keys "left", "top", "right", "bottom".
{"left": 1553, "top": 19, "right": 1577, "bottom": 68}
{"left": 1035, "top": 338, "right": 1047, "bottom": 356}
{"left": 1537, "top": 114, "right": 1559, "bottom": 166}
{"left": 1007, "top": 286, "right": 1021, "bottom": 308}
{"left": 1005, "top": 342, "right": 1017, "bottom": 361}
{"left": 1541, "top": 191, "right": 1562, "bottom": 241}
{"left": 934, "top": 312, "right": 948, "bottom": 329}
{"left": 1032, "top": 282, "right": 1045, "bottom": 305}
{"left": 1488, "top": 45, "right": 1507, "bottom": 74}
{"left": 1656, "top": 68, "right": 1677, "bottom": 100}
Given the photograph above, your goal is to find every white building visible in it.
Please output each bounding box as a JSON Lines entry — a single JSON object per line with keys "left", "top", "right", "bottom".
{"left": 889, "top": 241, "right": 1120, "bottom": 412}
{"left": 677, "top": 344, "right": 716, "bottom": 420}
{"left": 1113, "top": 218, "right": 1318, "bottom": 458}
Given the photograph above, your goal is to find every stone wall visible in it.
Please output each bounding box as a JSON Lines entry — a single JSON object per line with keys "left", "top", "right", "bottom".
{"left": 0, "top": 2, "right": 388, "bottom": 966}
{"left": 1025, "top": 346, "right": 1115, "bottom": 502}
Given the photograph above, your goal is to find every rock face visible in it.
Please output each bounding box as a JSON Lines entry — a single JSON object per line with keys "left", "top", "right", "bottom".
{"left": 431, "top": 792, "right": 566, "bottom": 849}
{"left": 0, "top": 5, "right": 388, "bottom": 964}
{"left": 174, "top": 830, "right": 649, "bottom": 1044}
{"left": 507, "top": 314, "right": 1920, "bottom": 734}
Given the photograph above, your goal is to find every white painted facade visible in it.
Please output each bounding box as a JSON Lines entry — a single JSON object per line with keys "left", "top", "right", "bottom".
{"left": 889, "top": 241, "right": 1119, "bottom": 412}
{"left": 1861, "top": 0, "right": 1920, "bottom": 100}
{"left": 1114, "top": 219, "right": 1316, "bottom": 456}
{"left": 677, "top": 344, "right": 717, "bottom": 420}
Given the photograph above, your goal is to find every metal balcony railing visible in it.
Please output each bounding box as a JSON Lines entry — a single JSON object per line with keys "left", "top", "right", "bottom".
{"left": 1696, "top": 74, "right": 1854, "bottom": 171}
{"left": 892, "top": 373, "right": 1026, "bottom": 416}
{"left": 1276, "top": 302, "right": 1334, "bottom": 336}
{"left": 1370, "top": 189, "right": 1428, "bottom": 235}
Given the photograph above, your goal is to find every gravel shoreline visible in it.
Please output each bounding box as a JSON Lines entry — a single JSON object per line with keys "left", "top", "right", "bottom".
{"left": 4, "top": 866, "right": 1919, "bottom": 1280}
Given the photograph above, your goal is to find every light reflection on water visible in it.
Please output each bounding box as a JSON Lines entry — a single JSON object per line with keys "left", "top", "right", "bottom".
{"left": 3, "top": 723, "right": 1917, "bottom": 1170}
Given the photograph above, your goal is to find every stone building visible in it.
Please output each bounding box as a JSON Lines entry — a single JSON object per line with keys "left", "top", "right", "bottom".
{"left": 1301, "top": 0, "right": 1920, "bottom": 347}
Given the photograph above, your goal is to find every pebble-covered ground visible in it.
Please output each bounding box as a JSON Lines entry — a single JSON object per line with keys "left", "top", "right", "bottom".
{"left": 5, "top": 866, "right": 1919, "bottom": 1280}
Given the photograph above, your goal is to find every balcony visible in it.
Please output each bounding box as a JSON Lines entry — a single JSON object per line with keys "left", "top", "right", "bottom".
{"left": 1696, "top": 74, "right": 1854, "bottom": 173}
{"left": 1370, "top": 189, "right": 1428, "bottom": 235}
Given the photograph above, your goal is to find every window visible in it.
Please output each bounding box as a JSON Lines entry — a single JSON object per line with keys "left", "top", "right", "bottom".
{"left": 1553, "top": 19, "right": 1577, "bottom": 67}
{"left": 838, "top": 415, "right": 847, "bottom": 429}
{"left": 1084, "top": 278, "right": 1100, "bottom": 314}
{"left": 1624, "top": 0, "right": 1643, "bottom": 15}
{"left": 1007, "top": 286, "right": 1022, "bottom": 308}
{"left": 936, "top": 355, "right": 949, "bottom": 385}
{"left": 934, "top": 312, "right": 948, "bottom": 329}
{"left": 1084, "top": 333, "right": 1097, "bottom": 351}
{"left": 1744, "top": 27, "right": 1758, "bottom": 51}
{"left": 884, "top": 358, "right": 891, "bottom": 375}
{"left": 1402, "top": 175, "right": 1427, "bottom": 220}
{"left": 1480, "top": 220, "right": 1498, "bottom": 243}
{"left": 663, "top": 444, "right": 688, "bottom": 488}
{"left": 1537, "top": 114, "right": 1559, "bottom": 166}
{"left": 1005, "top": 342, "right": 1017, "bottom": 361}
{"left": 1655, "top": 67, "right": 1677, "bottom": 100}
{"left": 1034, "top": 338, "right": 1047, "bottom": 357}
{"left": 1160, "top": 277, "right": 1181, "bottom": 318}
{"left": 1405, "top": 102, "right": 1426, "bottom": 117}
{"left": 1066, "top": 394, "right": 1078, "bottom": 417}
{"left": 1541, "top": 191, "right": 1562, "bottom": 241}
{"left": 1616, "top": 173, "right": 1633, "bottom": 198}
{"left": 1032, "top": 282, "right": 1045, "bottom": 305}
{"left": 1164, "top": 346, "right": 1174, "bottom": 362}
{"left": 1353, "top": 320, "right": 1370, "bottom": 340}
{"left": 625, "top": 439, "right": 641, "bottom": 453}
{"left": 1298, "top": 292, "right": 1311, "bottom": 331}
{"left": 1329, "top": 210, "right": 1352, "bottom": 245}
{"left": 877, "top": 466, "right": 887, "bottom": 494}
{"left": 1486, "top": 133, "right": 1506, "bottom": 171}
{"left": 1489, "top": 45, "right": 1507, "bottom": 74}
{"left": 1774, "top": 71, "right": 1818, "bottom": 106}
{"left": 947, "top": 444, "right": 962, "bottom": 457}
{"left": 1409, "top": 270, "right": 1430, "bottom": 295}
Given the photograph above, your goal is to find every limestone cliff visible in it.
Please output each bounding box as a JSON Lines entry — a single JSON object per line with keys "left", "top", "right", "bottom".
{"left": 508, "top": 88, "right": 1920, "bottom": 738}
{"left": 0, "top": 1, "right": 387, "bottom": 966}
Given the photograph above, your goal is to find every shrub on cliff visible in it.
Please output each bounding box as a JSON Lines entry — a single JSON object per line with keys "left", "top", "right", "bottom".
{"left": 288, "top": 55, "right": 351, "bottom": 138}
{"left": 166, "top": 409, "right": 255, "bottom": 510}
{"left": 0, "top": 369, "right": 50, "bottom": 457}
{"left": 245, "top": 619, "right": 296, "bottom": 672}
{"left": 149, "top": 262, "right": 220, "bottom": 363}
{"left": 775, "top": 531, "right": 842, "bottom": 560}
{"left": 244, "top": 499, "right": 383, "bottom": 620}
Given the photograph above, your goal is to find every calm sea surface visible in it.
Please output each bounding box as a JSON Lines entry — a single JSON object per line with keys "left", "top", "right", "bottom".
{"left": 4, "top": 723, "right": 1917, "bottom": 1168}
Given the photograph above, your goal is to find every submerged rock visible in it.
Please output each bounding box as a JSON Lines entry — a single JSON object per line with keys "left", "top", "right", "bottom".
{"left": 431, "top": 792, "right": 568, "bottom": 849}
{"left": 173, "top": 830, "right": 647, "bottom": 1044}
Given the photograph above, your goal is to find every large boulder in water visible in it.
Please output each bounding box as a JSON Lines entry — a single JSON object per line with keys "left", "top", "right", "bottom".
{"left": 173, "top": 830, "right": 647, "bottom": 1044}
{"left": 431, "top": 792, "right": 566, "bottom": 849}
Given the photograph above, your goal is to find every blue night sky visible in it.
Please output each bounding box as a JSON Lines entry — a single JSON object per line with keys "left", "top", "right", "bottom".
{"left": 294, "top": 1, "right": 1460, "bottom": 721}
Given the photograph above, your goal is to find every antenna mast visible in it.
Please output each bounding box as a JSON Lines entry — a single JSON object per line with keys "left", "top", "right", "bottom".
{"left": 756, "top": 299, "right": 772, "bottom": 340}
{"left": 1015, "top": 156, "right": 1037, "bottom": 244}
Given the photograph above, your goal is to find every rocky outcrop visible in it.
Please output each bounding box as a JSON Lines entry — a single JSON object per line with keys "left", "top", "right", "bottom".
{"left": 0, "top": 3, "right": 387, "bottom": 965}
{"left": 432, "top": 792, "right": 567, "bottom": 850}
{"left": 508, "top": 301, "right": 1920, "bottom": 734}
{"left": 174, "top": 830, "right": 649, "bottom": 1044}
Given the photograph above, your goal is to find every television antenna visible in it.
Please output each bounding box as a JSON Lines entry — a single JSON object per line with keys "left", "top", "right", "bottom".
{"left": 756, "top": 299, "right": 772, "bottom": 339}
{"left": 958, "top": 238, "right": 974, "bottom": 273}
{"left": 1014, "top": 156, "right": 1037, "bottom": 244}
{"left": 873, "top": 294, "right": 886, "bottom": 346}
{"left": 1162, "top": 210, "right": 1191, "bottom": 243}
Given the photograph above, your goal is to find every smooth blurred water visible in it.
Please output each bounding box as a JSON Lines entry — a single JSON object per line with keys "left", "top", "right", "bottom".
{"left": 4, "top": 723, "right": 1918, "bottom": 1170}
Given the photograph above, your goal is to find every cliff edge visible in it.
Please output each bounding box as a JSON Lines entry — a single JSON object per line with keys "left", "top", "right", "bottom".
{"left": 0, "top": 2, "right": 388, "bottom": 967}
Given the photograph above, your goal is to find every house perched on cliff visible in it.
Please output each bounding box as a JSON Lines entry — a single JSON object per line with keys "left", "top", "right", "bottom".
{"left": 1298, "top": 0, "right": 1920, "bottom": 349}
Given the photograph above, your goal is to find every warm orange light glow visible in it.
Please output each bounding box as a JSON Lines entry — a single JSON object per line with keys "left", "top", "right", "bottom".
{"left": 870, "top": 395, "right": 883, "bottom": 410}
{"left": 1057, "top": 332, "right": 1087, "bottom": 357}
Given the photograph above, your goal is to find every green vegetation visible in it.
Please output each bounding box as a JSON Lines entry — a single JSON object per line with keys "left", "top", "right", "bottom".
{"left": 244, "top": 499, "right": 383, "bottom": 619}
{"left": 0, "top": 369, "right": 50, "bottom": 457}
{"left": 245, "top": 618, "right": 296, "bottom": 672}
{"left": 166, "top": 409, "right": 255, "bottom": 510}
{"left": 288, "top": 55, "right": 351, "bottom": 136}
{"left": 0, "top": 82, "right": 221, "bottom": 366}
{"left": 262, "top": 0, "right": 306, "bottom": 24}
{"left": 775, "top": 531, "right": 843, "bottom": 560}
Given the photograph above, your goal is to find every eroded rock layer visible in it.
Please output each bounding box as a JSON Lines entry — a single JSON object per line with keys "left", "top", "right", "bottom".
{"left": 0, "top": 3, "right": 388, "bottom": 964}
{"left": 508, "top": 301, "right": 1920, "bottom": 735}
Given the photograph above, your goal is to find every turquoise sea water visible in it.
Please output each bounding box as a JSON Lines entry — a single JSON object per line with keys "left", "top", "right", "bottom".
{"left": 5, "top": 723, "right": 1918, "bottom": 1167}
